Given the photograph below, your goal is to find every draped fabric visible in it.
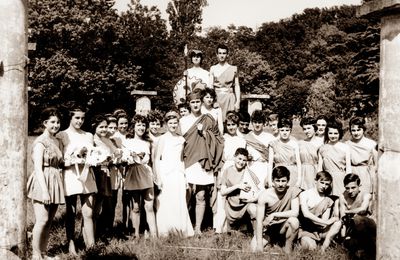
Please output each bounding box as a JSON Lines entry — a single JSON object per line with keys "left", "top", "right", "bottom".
{"left": 182, "top": 114, "right": 224, "bottom": 173}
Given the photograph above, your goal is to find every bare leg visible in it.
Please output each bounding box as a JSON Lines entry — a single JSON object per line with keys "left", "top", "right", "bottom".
{"left": 32, "top": 202, "right": 50, "bottom": 259}
{"left": 301, "top": 237, "right": 317, "bottom": 250}
{"left": 42, "top": 204, "right": 58, "bottom": 255}
{"left": 247, "top": 203, "right": 257, "bottom": 232}
{"left": 321, "top": 221, "right": 342, "bottom": 251}
{"left": 65, "top": 195, "right": 77, "bottom": 255}
{"left": 281, "top": 217, "right": 299, "bottom": 254}
{"left": 122, "top": 190, "right": 130, "bottom": 230}
{"left": 80, "top": 193, "right": 95, "bottom": 248}
{"left": 194, "top": 189, "right": 206, "bottom": 234}
{"left": 131, "top": 192, "right": 141, "bottom": 238}
{"left": 143, "top": 188, "right": 157, "bottom": 237}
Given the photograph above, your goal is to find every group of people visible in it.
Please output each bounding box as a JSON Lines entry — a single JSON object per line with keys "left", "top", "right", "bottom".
{"left": 27, "top": 44, "right": 377, "bottom": 259}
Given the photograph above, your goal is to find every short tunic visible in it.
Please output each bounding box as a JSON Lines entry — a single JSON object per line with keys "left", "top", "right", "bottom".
{"left": 57, "top": 129, "right": 97, "bottom": 196}
{"left": 222, "top": 165, "right": 248, "bottom": 223}
{"left": 27, "top": 135, "right": 65, "bottom": 204}
{"left": 123, "top": 138, "right": 153, "bottom": 190}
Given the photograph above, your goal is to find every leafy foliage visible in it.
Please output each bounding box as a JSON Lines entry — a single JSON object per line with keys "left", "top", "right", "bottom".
{"left": 28, "top": 2, "right": 379, "bottom": 132}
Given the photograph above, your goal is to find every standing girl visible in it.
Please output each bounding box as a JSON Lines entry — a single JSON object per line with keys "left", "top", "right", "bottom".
{"left": 57, "top": 106, "right": 97, "bottom": 254}
{"left": 268, "top": 118, "right": 302, "bottom": 187}
{"left": 201, "top": 87, "right": 224, "bottom": 134}
{"left": 346, "top": 117, "right": 377, "bottom": 194}
{"left": 123, "top": 114, "right": 157, "bottom": 238}
{"left": 299, "top": 117, "right": 321, "bottom": 190}
{"left": 318, "top": 118, "right": 351, "bottom": 196}
{"left": 91, "top": 115, "right": 117, "bottom": 236}
{"left": 154, "top": 111, "right": 194, "bottom": 237}
{"left": 27, "top": 108, "right": 64, "bottom": 260}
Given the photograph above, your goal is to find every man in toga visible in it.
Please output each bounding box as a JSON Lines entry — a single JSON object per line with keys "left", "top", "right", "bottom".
{"left": 209, "top": 44, "right": 241, "bottom": 121}
{"left": 180, "top": 89, "right": 224, "bottom": 235}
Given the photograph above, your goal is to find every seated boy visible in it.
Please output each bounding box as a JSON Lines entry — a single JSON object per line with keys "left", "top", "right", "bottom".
{"left": 299, "top": 171, "right": 342, "bottom": 251}
{"left": 253, "top": 166, "right": 302, "bottom": 253}
{"left": 339, "top": 173, "right": 376, "bottom": 258}
{"left": 220, "top": 148, "right": 258, "bottom": 232}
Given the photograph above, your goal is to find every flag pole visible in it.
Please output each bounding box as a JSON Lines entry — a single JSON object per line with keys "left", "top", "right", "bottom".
{"left": 184, "top": 44, "right": 188, "bottom": 98}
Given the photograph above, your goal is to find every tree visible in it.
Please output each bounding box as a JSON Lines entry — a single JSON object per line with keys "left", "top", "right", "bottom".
{"left": 28, "top": 0, "right": 174, "bottom": 131}
{"left": 167, "top": 0, "right": 207, "bottom": 44}
{"left": 306, "top": 73, "right": 338, "bottom": 117}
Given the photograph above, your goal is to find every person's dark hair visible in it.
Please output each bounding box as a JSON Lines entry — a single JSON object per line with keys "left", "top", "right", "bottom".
{"left": 41, "top": 107, "right": 61, "bottom": 126}
{"left": 117, "top": 113, "right": 129, "bottom": 125}
{"left": 324, "top": 118, "right": 344, "bottom": 143}
{"left": 186, "top": 88, "right": 203, "bottom": 102}
{"left": 267, "top": 113, "right": 279, "bottom": 122}
{"left": 68, "top": 105, "right": 86, "bottom": 120}
{"left": 251, "top": 110, "right": 266, "bottom": 124}
{"left": 164, "top": 110, "right": 180, "bottom": 124}
{"left": 178, "top": 102, "right": 191, "bottom": 112}
{"left": 234, "top": 147, "right": 249, "bottom": 158}
{"left": 216, "top": 44, "right": 229, "bottom": 54}
{"left": 127, "top": 114, "right": 149, "bottom": 139}
{"left": 91, "top": 114, "right": 107, "bottom": 133}
{"left": 278, "top": 117, "right": 293, "bottom": 129}
{"left": 316, "top": 114, "right": 328, "bottom": 123}
{"left": 112, "top": 108, "right": 127, "bottom": 117}
{"left": 105, "top": 114, "right": 117, "bottom": 125}
{"left": 349, "top": 117, "right": 367, "bottom": 132}
{"left": 272, "top": 166, "right": 290, "bottom": 181}
{"left": 189, "top": 50, "right": 203, "bottom": 64}
{"left": 315, "top": 171, "right": 333, "bottom": 182}
{"left": 225, "top": 112, "right": 239, "bottom": 125}
{"left": 201, "top": 87, "right": 217, "bottom": 102}
{"left": 238, "top": 111, "right": 250, "bottom": 123}
{"left": 343, "top": 173, "right": 361, "bottom": 186}
{"left": 148, "top": 110, "right": 164, "bottom": 126}
{"left": 300, "top": 117, "right": 317, "bottom": 131}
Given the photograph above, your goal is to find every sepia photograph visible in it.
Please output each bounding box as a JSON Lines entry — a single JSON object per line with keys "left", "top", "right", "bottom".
{"left": 1, "top": 0, "right": 396, "bottom": 259}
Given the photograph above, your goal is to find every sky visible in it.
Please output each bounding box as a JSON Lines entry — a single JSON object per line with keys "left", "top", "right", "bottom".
{"left": 131, "top": 0, "right": 363, "bottom": 30}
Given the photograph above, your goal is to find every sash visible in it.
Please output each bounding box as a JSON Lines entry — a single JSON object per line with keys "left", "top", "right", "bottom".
{"left": 245, "top": 133, "right": 269, "bottom": 161}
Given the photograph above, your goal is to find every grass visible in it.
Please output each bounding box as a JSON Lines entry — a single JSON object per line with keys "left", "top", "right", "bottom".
{"left": 26, "top": 128, "right": 353, "bottom": 260}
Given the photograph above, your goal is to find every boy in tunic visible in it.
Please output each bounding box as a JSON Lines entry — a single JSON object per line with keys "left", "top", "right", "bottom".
{"left": 299, "top": 171, "right": 342, "bottom": 251}
{"left": 220, "top": 148, "right": 257, "bottom": 231}
{"left": 339, "top": 174, "right": 376, "bottom": 258}
{"left": 253, "top": 166, "right": 302, "bottom": 253}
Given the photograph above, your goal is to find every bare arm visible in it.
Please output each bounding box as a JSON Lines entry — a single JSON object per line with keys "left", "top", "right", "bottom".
{"left": 220, "top": 183, "right": 247, "bottom": 196}
{"left": 294, "top": 144, "right": 302, "bottom": 187}
{"left": 268, "top": 146, "right": 274, "bottom": 186}
{"left": 234, "top": 67, "right": 241, "bottom": 111}
{"left": 345, "top": 144, "right": 352, "bottom": 174}
{"left": 209, "top": 66, "right": 215, "bottom": 88}
{"left": 345, "top": 193, "right": 372, "bottom": 215}
{"left": 32, "top": 143, "right": 50, "bottom": 202}
{"left": 339, "top": 195, "right": 347, "bottom": 219}
{"left": 299, "top": 192, "right": 331, "bottom": 226}
{"left": 270, "top": 197, "right": 300, "bottom": 219}
{"left": 255, "top": 193, "right": 267, "bottom": 252}
{"left": 317, "top": 151, "right": 323, "bottom": 172}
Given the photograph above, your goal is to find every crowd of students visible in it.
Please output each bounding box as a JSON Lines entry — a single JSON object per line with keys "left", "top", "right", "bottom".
{"left": 28, "top": 42, "right": 377, "bottom": 259}
{"left": 27, "top": 86, "right": 377, "bottom": 259}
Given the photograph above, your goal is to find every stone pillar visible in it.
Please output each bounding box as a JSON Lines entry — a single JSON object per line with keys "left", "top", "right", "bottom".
{"left": 0, "top": 0, "right": 28, "bottom": 259}
{"left": 359, "top": 1, "right": 400, "bottom": 259}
